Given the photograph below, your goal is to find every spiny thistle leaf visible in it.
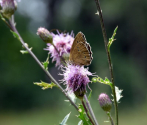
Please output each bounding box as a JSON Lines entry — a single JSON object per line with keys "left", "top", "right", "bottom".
{"left": 59, "top": 112, "right": 71, "bottom": 125}
{"left": 34, "top": 81, "right": 57, "bottom": 90}
{"left": 112, "top": 86, "right": 123, "bottom": 103}
{"left": 42, "top": 54, "right": 49, "bottom": 70}
{"left": 78, "top": 120, "right": 83, "bottom": 125}
{"left": 92, "top": 77, "right": 112, "bottom": 86}
{"left": 91, "top": 77, "right": 97, "bottom": 83}
{"left": 20, "top": 47, "right": 32, "bottom": 54}
{"left": 107, "top": 26, "right": 118, "bottom": 50}
{"left": 77, "top": 104, "right": 92, "bottom": 125}
{"left": 10, "top": 30, "right": 19, "bottom": 40}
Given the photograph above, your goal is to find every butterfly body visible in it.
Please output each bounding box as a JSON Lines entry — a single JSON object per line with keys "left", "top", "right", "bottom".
{"left": 69, "top": 32, "right": 93, "bottom": 66}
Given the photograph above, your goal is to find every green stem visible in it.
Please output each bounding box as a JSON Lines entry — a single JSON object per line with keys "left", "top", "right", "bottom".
{"left": 94, "top": 0, "right": 118, "bottom": 125}
{"left": 8, "top": 16, "right": 78, "bottom": 111}
{"left": 107, "top": 112, "right": 114, "bottom": 125}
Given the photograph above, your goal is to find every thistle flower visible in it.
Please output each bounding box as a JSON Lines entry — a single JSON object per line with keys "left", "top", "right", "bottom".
{"left": 62, "top": 64, "right": 92, "bottom": 99}
{"left": 37, "top": 27, "right": 53, "bottom": 44}
{"left": 0, "top": 0, "right": 16, "bottom": 19}
{"left": 98, "top": 93, "right": 112, "bottom": 112}
{"left": 45, "top": 31, "right": 74, "bottom": 67}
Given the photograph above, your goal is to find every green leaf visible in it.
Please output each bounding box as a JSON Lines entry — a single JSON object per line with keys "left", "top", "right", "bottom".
{"left": 78, "top": 120, "right": 83, "bottom": 125}
{"left": 10, "top": 30, "right": 19, "bottom": 40}
{"left": 91, "top": 77, "right": 97, "bottom": 83}
{"left": 92, "top": 77, "right": 112, "bottom": 86}
{"left": 59, "top": 112, "right": 71, "bottom": 125}
{"left": 42, "top": 54, "right": 49, "bottom": 70}
{"left": 20, "top": 50, "right": 29, "bottom": 54}
{"left": 34, "top": 81, "right": 57, "bottom": 90}
{"left": 107, "top": 26, "right": 118, "bottom": 50}
{"left": 20, "top": 47, "right": 32, "bottom": 54}
{"left": 77, "top": 104, "right": 92, "bottom": 125}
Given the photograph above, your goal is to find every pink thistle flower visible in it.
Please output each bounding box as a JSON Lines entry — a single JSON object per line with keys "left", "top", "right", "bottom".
{"left": 45, "top": 31, "right": 74, "bottom": 67}
{"left": 62, "top": 64, "right": 92, "bottom": 99}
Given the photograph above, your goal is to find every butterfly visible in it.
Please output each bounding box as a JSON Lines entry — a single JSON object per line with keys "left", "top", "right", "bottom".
{"left": 69, "top": 32, "right": 93, "bottom": 66}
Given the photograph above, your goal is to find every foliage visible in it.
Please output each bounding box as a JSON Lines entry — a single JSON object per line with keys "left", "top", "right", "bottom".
{"left": 34, "top": 81, "right": 57, "bottom": 90}
{"left": 42, "top": 54, "right": 50, "bottom": 70}
{"left": 107, "top": 26, "right": 118, "bottom": 51}
{"left": 77, "top": 104, "right": 92, "bottom": 125}
{"left": 59, "top": 113, "right": 71, "bottom": 125}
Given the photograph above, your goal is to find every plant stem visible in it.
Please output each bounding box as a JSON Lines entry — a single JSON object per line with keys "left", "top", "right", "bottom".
{"left": 81, "top": 100, "right": 95, "bottom": 125}
{"left": 84, "top": 95, "right": 99, "bottom": 125}
{"left": 107, "top": 112, "right": 114, "bottom": 125}
{"left": 94, "top": 0, "right": 118, "bottom": 125}
{"left": 8, "top": 17, "right": 78, "bottom": 111}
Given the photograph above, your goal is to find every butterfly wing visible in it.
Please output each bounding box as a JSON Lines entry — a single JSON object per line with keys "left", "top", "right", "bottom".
{"left": 70, "top": 32, "right": 86, "bottom": 54}
{"left": 70, "top": 31, "right": 93, "bottom": 66}
{"left": 70, "top": 42, "right": 93, "bottom": 66}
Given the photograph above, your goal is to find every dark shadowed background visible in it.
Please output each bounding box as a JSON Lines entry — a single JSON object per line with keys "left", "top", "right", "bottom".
{"left": 0, "top": 0, "right": 147, "bottom": 124}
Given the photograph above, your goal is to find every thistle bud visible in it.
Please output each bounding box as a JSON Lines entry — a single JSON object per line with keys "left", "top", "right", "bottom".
{"left": 1, "top": 0, "right": 16, "bottom": 19}
{"left": 98, "top": 93, "right": 112, "bottom": 112}
{"left": 37, "top": 27, "right": 53, "bottom": 44}
{"left": 74, "top": 87, "right": 86, "bottom": 100}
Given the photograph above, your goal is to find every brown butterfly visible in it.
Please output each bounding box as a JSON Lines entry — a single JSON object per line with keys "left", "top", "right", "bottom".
{"left": 69, "top": 32, "right": 93, "bottom": 66}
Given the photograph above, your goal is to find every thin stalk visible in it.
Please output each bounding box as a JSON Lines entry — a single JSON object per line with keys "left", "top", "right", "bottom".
{"left": 81, "top": 100, "right": 95, "bottom": 125}
{"left": 84, "top": 95, "right": 99, "bottom": 125}
{"left": 107, "top": 112, "right": 114, "bottom": 125}
{"left": 8, "top": 17, "right": 78, "bottom": 111}
{"left": 94, "top": 0, "right": 118, "bottom": 125}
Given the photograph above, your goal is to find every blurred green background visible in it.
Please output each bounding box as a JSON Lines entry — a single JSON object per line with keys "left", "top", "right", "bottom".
{"left": 0, "top": 0, "right": 147, "bottom": 124}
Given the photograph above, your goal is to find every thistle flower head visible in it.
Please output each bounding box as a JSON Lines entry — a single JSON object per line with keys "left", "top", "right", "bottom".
{"left": 62, "top": 64, "right": 92, "bottom": 99}
{"left": 0, "top": 0, "right": 16, "bottom": 19}
{"left": 45, "top": 31, "right": 74, "bottom": 67}
{"left": 98, "top": 93, "right": 112, "bottom": 112}
{"left": 37, "top": 27, "right": 53, "bottom": 44}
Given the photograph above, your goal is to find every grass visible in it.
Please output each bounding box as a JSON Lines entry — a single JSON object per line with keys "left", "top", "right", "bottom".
{"left": 0, "top": 103, "right": 146, "bottom": 125}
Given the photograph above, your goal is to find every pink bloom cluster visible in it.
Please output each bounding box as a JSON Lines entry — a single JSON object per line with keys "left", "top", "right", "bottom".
{"left": 63, "top": 64, "right": 92, "bottom": 95}
{"left": 45, "top": 31, "right": 74, "bottom": 67}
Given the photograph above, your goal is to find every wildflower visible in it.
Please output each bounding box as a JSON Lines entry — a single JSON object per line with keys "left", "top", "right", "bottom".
{"left": 98, "top": 93, "right": 112, "bottom": 112}
{"left": 45, "top": 31, "right": 74, "bottom": 67}
{"left": 37, "top": 27, "right": 53, "bottom": 44}
{"left": 62, "top": 64, "right": 92, "bottom": 99}
{"left": 0, "top": 0, "right": 16, "bottom": 19}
